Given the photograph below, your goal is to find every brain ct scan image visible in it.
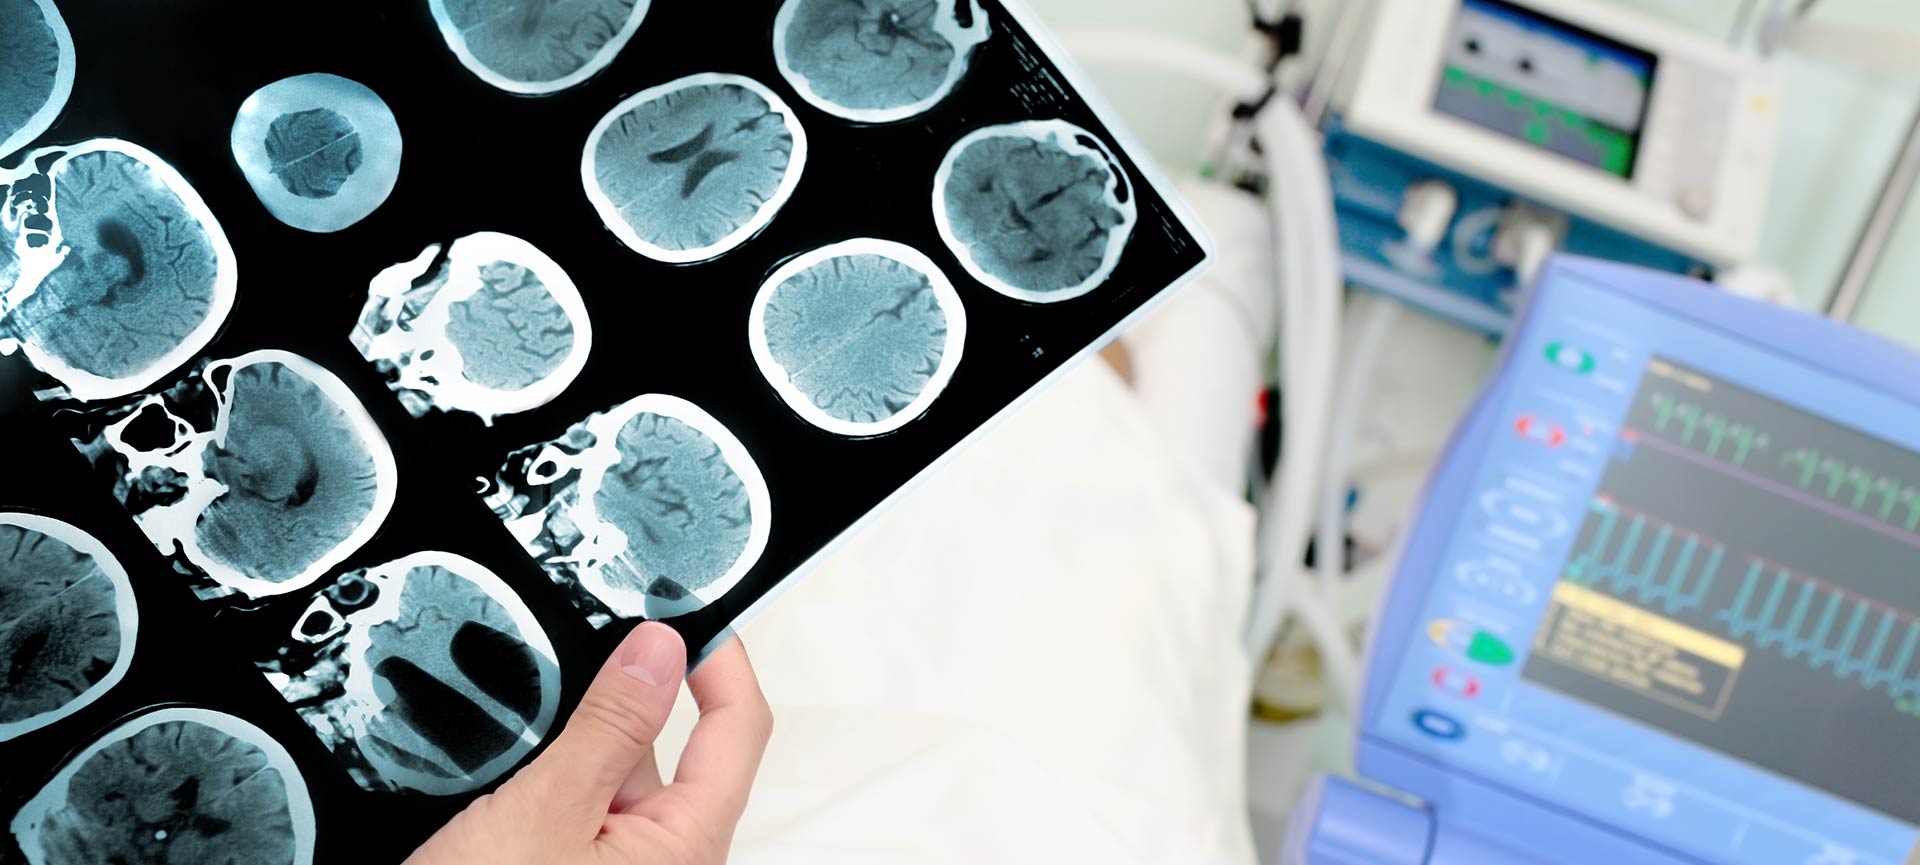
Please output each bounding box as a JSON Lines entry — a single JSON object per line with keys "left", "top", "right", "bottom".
{"left": 488, "top": 394, "right": 771, "bottom": 622}
{"left": 230, "top": 74, "right": 403, "bottom": 233}
{"left": 0, "top": 0, "right": 74, "bottom": 161}
{"left": 749, "top": 238, "right": 966, "bottom": 436}
{"left": 0, "top": 139, "right": 238, "bottom": 401}
{"left": 72, "top": 350, "right": 398, "bottom": 602}
{"left": 352, "top": 231, "right": 592, "bottom": 425}
{"left": 261, "top": 551, "right": 560, "bottom": 795}
{"left": 772, "top": 0, "right": 988, "bottom": 123}
{"left": 0, "top": 513, "right": 137, "bottom": 742}
{"left": 428, "top": 0, "right": 651, "bottom": 95}
{"left": 10, "top": 707, "right": 316, "bottom": 865}
{"left": 933, "top": 119, "right": 1137, "bottom": 303}
{"left": 583, "top": 73, "right": 807, "bottom": 264}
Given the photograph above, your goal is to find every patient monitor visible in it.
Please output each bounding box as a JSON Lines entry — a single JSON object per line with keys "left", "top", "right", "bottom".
{"left": 1285, "top": 257, "right": 1920, "bottom": 865}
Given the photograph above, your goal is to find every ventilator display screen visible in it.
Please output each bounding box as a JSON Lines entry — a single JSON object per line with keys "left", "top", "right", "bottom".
{"left": 1434, "top": 0, "right": 1655, "bottom": 178}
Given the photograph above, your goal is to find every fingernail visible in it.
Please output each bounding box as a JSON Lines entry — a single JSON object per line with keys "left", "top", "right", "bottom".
{"left": 621, "top": 622, "right": 681, "bottom": 687}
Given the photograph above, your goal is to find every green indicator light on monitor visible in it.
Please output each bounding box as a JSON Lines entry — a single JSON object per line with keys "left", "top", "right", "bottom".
{"left": 1467, "top": 631, "right": 1515, "bottom": 666}
{"left": 1545, "top": 342, "right": 1595, "bottom": 373}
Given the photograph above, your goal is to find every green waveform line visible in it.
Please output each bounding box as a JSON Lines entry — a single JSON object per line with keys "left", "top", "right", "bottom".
{"left": 1649, "top": 392, "right": 1769, "bottom": 467}
{"left": 1779, "top": 448, "right": 1920, "bottom": 532}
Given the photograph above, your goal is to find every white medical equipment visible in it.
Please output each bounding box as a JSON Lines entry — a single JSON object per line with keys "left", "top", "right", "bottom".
{"left": 1347, "top": 0, "right": 1778, "bottom": 265}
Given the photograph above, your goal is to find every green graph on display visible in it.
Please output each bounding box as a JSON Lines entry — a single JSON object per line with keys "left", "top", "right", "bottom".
{"left": 1648, "top": 392, "right": 1770, "bottom": 467}
{"left": 1439, "top": 66, "right": 1636, "bottom": 176}
{"left": 1778, "top": 448, "right": 1920, "bottom": 532}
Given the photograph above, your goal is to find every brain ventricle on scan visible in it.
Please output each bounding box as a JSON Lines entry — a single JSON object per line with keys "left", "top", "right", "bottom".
{"left": 263, "top": 552, "right": 561, "bottom": 795}
{"left": 583, "top": 72, "right": 807, "bottom": 264}
{"left": 0, "top": 139, "right": 238, "bottom": 401}
{"left": 71, "top": 350, "right": 399, "bottom": 602}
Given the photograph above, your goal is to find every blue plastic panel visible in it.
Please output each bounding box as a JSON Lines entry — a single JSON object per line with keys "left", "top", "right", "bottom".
{"left": 1356, "top": 256, "right": 1920, "bottom": 865}
{"left": 1325, "top": 123, "right": 1696, "bottom": 336}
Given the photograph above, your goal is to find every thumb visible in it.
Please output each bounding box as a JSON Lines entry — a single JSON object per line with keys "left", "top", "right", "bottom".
{"left": 514, "top": 621, "right": 687, "bottom": 833}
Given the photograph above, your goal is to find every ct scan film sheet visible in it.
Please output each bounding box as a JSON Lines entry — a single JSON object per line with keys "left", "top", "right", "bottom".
{"left": 0, "top": 0, "right": 1213, "bottom": 861}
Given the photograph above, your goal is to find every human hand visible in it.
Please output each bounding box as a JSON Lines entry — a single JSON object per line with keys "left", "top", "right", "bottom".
{"left": 407, "top": 622, "right": 771, "bottom": 865}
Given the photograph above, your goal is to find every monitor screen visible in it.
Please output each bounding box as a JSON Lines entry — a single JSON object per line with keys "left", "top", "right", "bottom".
{"left": 1433, "top": 0, "right": 1656, "bottom": 178}
{"left": 1523, "top": 357, "right": 1920, "bottom": 825}
{"left": 1369, "top": 269, "right": 1920, "bottom": 865}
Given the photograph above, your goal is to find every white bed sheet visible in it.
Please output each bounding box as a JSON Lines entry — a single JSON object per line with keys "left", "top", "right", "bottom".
{"left": 653, "top": 353, "right": 1259, "bottom": 864}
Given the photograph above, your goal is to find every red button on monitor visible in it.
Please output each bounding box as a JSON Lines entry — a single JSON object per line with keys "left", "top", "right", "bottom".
{"left": 1514, "top": 413, "right": 1566, "bottom": 448}
{"left": 1431, "top": 665, "right": 1481, "bottom": 698}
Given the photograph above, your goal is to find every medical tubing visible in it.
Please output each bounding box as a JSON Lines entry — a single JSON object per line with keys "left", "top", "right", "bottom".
{"left": 1030, "top": 26, "right": 1354, "bottom": 695}
{"left": 1246, "top": 97, "right": 1357, "bottom": 711}
{"left": 1315, "top": 294, "right": 1400, "bottom": 631}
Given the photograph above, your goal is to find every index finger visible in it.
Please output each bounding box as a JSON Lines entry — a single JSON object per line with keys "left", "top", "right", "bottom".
{"left": 648, "top": 635, "right": 772, "bottom": 826}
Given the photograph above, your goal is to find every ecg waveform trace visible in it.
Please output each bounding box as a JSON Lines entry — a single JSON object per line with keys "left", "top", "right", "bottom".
{"left": 1566, "top": 499, "right": 1920, "bottom": 703}
{"left": 1639, "top": 384, "right": 1920, "bottom": 540}
{"left": 1718, "top": 561, "right": 1920, "bottom": 700}
{"left": 1567, "top": 498, "right": 1722, "bottom": 614}
{"left": 1648, "top": 391, "right": 1770, "bottom": 468}
{"left": 1777, "top": 447, "right": 1920, "bottom": 532}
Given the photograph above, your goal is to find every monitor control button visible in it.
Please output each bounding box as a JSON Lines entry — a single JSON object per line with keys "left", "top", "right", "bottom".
{"left": 1430, "top": 665, "right": 1482, "bottom": 698}
{"left": 1515, "top": 413, "right": 1567, "bottom": 448}
{"left": 1412, "top": 709, "right": 1466, "bottom": 741}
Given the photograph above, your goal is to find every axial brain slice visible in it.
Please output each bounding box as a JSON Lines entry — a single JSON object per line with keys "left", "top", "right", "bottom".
{"left": 229, "top": 74, "right": 402, "bottom": 233}
{"left": 586, "top": 74, "right": 804, "bottom": 262}
{"left": 755, "top": 242, "right": 963, "bottom": 434}
{"left": 431, "top": 0, "right": 650, "bottom": 93}
{"left": 351, "top": 232, "right": 591, "bottom": 423}
{"left": 348, "top": 558, "right": 557, "bottom": 793}
{"left": 775, "top": 0, "right": 987, "bottom": 121}
{"left": 1, "top": 142, "right": 234, "bottom": 397}
{"left": 0, "top": 518, "right": 134, "bottom": 740}
{"left": 936, "top": 121, "right": 1137, "bottom": 302}
{"left": 264, "top": 108, "right": 361, "bottom": 199}
{"left": 13, "top": 711, "right": 312, "bottom": 865}
{"left": 444, "top": 261, "right": 575, "bottom": 391}
{"left": 594, "top": 412, "right": 753, "bottom": 600}
{"left": 0, "top": 0, "right": 72, "bottom": 160}
{"left": 195, "top": 360, "right": 386, "bottom": 586}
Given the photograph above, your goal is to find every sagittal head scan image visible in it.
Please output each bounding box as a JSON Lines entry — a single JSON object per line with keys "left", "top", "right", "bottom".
{"left": 229, "top": 74, "right": 403, "bottom": 233}
{"left": 933, "top": 118, "right": 1138, "bottom": 303}
{"left": 262, "top": 551, "right": 560, "bottom": 796}
{"left": 72, "top": 350, "right": 399, "bottom": 602}
{"left": 0, "top": 139, "right": 238, "bottom": 401}
{"left": 352, "top": 231, "right": 592, "bottom": 425}
{"left": 10, "top": 707, "right": 316, "bottom": 865}
{"left": 582, "top": 72, "right": 807, "bottom": 264}
{"left": 0, "top": 513, "right": 137, "bottom": 742}
{"left": 749, "top": 238, "right": 967, "bottom": 436}
{"left": 772, "top": 0, "right": 989, "bottom": 123}
{"left": 428, "top": 0, "right": 652, "bottom": 95}
{"left": 488, "top": 394, "right": 772, "bottom": 623}
{"left": 0, "top": 0, "right": 75, "bottom": 161}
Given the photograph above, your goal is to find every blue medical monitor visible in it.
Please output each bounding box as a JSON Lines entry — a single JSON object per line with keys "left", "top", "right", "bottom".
{"left": 1362, "top": 257, "right": 1920, "bottom": 865}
